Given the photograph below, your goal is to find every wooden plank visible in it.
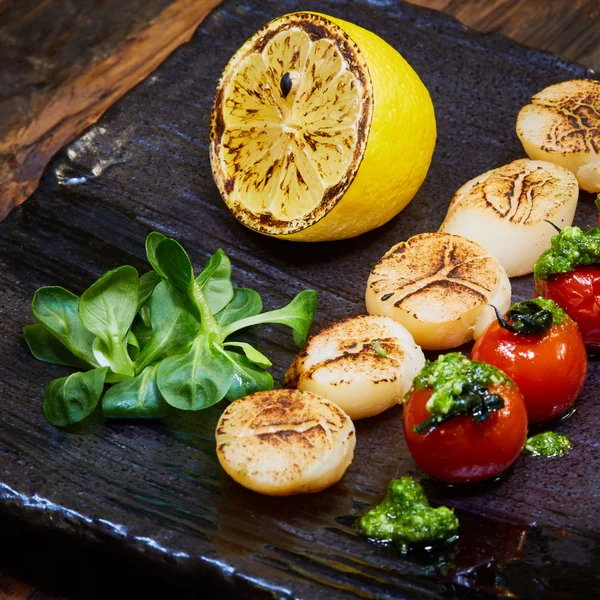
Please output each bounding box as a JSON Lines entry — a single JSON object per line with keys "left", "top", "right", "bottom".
{"left": 0, "top": 0, "right": 597, "bottom": 596}
{"left": 405, "top": 0, "right": 600, "bottom": 72}
{"left": 0, "top": 0, "right": 223, "bottom": 220}
{"left": 1, "top": 0, "right": 598, "bottom": 222}
{"left": 0, "top": 575, "right": 34, "bottom": 600}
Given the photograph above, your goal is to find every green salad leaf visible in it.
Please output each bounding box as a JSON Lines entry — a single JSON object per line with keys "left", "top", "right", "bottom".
{"left": 196, "top": 249, "right": 234, "bottom": 314}
{"left": 157, "top": 335, "right": 234, "bottom": 410}
{"left": 43, "top": 367, "right": 109, "bottom": 427}
{"left": 223, "top": 351, "right": 274, "bottom": 401}
{"left": 80, "top": 266, "right": 139, "bottom": 377}
{"left": 223, "top": 342, "right": 272, "bottom": 368}
{"left": 133, "top": 280, "right": 200, "bottom": 372}
{"left": 152, "top": 238, "right": 195, "bottom": 294}
{"left": 221, "top": 288, "right": 318, "bottom": 347}
{"left": 31, "top": 287, "right": 97, "bottom": 367}
{"left": 127, "top": 330, "right": 141, "bottom": 360}
{"left": 145, "top": 232, "right": 167, "bottom": 277}
{"left": 103, "top": 364, "right": 170, "bottom": 419}
{"left": 24, "top": 232, "right": 318, "bottom": 427}
{"left": 137, "top": 271, "right": 160, "bottom": 311}
{"left": 23, "top": 323, "right": 90, "bottom": 369}
{"left": 215, "top": 287, "right": 262, "bottom": 327}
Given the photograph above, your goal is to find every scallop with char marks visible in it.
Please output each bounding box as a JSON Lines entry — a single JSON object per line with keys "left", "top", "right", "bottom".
{"left": 366, "top": 233, "right": 511, "bottom": 350}
{"left": 284, "top": 315, "right": 425, "bottom": 420}
{"left": 439, "top": 159, "right": 578, "bottom": 277}
{"left": 516, "top": 79, "right": 600, "bottom": 193}
{"left": 215, "top": 389, "right": 355, "bottom": 496}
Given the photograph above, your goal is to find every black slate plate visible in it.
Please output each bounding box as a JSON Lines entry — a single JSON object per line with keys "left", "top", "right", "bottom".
{"left": 1, "top": 1, "right": 599, "bottom": 598}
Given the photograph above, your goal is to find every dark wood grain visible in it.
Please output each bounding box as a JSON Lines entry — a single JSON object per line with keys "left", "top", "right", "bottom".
{"left": 0, "top": 0, "right": 222, "bottom": 220}
{"left": 405, "top": 0, "right": 600, "bottom": 71}
{"left": 1, "top": 1, "right": 599, "bottom": 598}
{"left": 0, "top": 0, "right": 599, "bottom": 228}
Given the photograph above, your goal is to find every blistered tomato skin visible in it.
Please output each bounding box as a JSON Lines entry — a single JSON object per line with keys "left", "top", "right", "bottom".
{"left": 534, "top": 266, "right": 600, "bottom": 350}
{"left": 403, "top": 385, "right": 528, "bottom": 484}
{"left": 472, "top": 319, "right": 587, "bottom": 423}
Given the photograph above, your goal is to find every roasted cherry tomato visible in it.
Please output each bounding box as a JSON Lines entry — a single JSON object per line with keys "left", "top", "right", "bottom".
{"left": 533, "top": 226, "right": 600, "bottom": 349}
{"left": 402, "top": 354, "right": 527, "bottom": 484}
{"left": 534, "top": 266, "right": 600, "bottom": 350}
{"left": 472, "top": 299, "right": 587, "bottom": 423}
{"left": 403, "top": 385, "right": 527, "bottom": 484}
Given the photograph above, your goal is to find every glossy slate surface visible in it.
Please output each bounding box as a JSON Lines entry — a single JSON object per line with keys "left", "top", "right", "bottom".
{"left": 0, "top": 0, "right": 599, "bottom": 597}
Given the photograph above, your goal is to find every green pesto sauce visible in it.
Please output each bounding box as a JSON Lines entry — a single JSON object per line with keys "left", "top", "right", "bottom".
{"left": 524, "top": 432, "right": 572, "bottom": 458}
{"left": 406, "top": 352, "right": 510, "bottom": 416}
{"left": 533, "top": 226, "right": 600, "bottom": 280}
{"left": 360, "top": 477, "right": 459, "bottom": 552}
{"left": 371, "top": 340, "right": 387, "bottom": 358}
{"left": 509, "top": 297, "right": 567, "bottom": 326}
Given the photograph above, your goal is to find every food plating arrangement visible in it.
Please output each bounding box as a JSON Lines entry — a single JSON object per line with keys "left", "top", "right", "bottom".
{"left": 20, "top": 10, "right": 600, "bottom": 558}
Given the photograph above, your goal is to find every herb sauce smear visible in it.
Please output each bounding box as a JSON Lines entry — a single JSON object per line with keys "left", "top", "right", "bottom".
{"left": 524, "top": 432, "right": 572, "bottom": 458}
{"left": 360, "top": 477, "right": 458, "bottom": 553}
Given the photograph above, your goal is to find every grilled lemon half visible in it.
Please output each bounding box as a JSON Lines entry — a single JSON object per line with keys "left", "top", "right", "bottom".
{"left": 210, "top": 12, "right": 436, "bottom": 241}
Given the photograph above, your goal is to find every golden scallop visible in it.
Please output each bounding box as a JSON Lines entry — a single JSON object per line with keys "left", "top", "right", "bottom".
{"left": 215, "top": 389, "right": 355, "bottom": 496}
{"left": 284, "top": 315, "right": 425, "bottom": 420}
{"left": 366, "top": 232, "right": 511, "bottom": 350}
{"left": 516, "top": 79, "right": 600, "bottom": 193}
{"left": 439, "top": 159, "right": 578, "bottom": 277}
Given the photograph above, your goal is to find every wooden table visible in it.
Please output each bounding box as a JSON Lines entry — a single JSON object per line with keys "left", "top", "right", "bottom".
{"left": 1, "top": 0, "right": 599, "bottom": 223}
{"left": 0, "top": 0, "right": 598, "bottom": 597}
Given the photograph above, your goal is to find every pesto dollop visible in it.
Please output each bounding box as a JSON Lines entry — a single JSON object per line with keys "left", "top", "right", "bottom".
{"left": 360, "top": 477, "right": 459, "bottom": 552}
{"left": 522, "top": 297, "right": 567, "bottom": 325}
{"left": 497, "top": 297, "right": 567, "bottom": 335}
{"left": 406, "top": 352, "right": 510, "bottom": 416}
{"left": 533, "top": 226, "right": 600, "bottom": 280}
{"left": 524, "top": 432, "right": 572, "bottom": 458}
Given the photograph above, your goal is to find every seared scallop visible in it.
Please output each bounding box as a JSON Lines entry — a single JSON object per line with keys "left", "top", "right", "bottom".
{"left": 215, "top": 389, "right": 355, "bottom": 496}
{"left": 439, "top": 159, "right": 578, "bottom": 277}
{"left": 516, "top": 79, "right": 600, "bottom": 193}
{"left": 366, "top": 233, "right": 511, "bottom": 350}
{"left": 284, "top": 315, "right": 425, "bottom": 420}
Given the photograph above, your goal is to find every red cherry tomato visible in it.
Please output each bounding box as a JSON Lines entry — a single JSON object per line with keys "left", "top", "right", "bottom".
{"left": 534, "top": 266, "right": 600, "bottom": 349}
{"left": 472, "top": 317, "right": 587, "bottom": 423}
{"left": 403, "top": 385, "right": 527, "bottom": 484}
